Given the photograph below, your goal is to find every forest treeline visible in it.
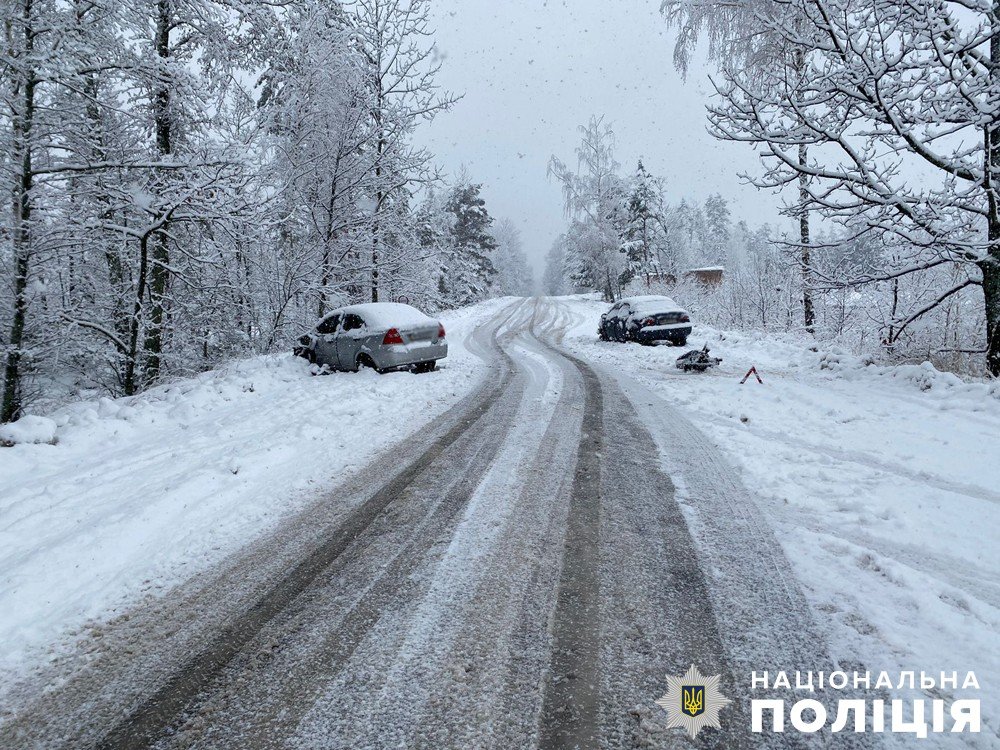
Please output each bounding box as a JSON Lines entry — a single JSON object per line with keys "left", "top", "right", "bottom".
{"left": 0, "top": 0, "right": 532, "bottom": 421}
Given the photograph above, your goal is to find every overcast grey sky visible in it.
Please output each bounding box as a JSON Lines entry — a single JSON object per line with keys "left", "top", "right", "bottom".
{"left": 414, "top": 0, "right": 787, "bottom": 273}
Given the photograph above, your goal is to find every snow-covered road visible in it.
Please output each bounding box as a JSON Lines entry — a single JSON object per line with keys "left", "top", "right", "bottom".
{"left": 1, "top": 295, "right": 994, "bottom": 749}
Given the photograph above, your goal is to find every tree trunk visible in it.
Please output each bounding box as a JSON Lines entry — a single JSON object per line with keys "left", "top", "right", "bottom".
{"left": 371, "top": 208, "right": 380, "bottom": 303}
{"left": 798, "top": 143, "right": 815, "bottom": 334}
{"left": 82, "top": 65, "right": 131, "bottom": 385}
{"left": 985, "top": 131, "right": 1000, "bottom": 375}
{"left": 983, "top": 260, "right": 1000, "bottom": 375}
{"left": 143, "top": 0, "right": 172, "bottom": 383}
{"left": 886, "top": 276, "right": 899, "bottom": 353}
{"left": 372, "top": 138, "right": 384, "bottom": 304}
{"left": 319, "top": 164, "right": 342, "bottom": 318}
{"left": 985, "top": 1, "right": 1000, "bottom": 376}
{"left": 2, "top": 0, "right": 37, "bottom": 423}
{"left": 123, "top": 234, "right": 151, "bottom": 396}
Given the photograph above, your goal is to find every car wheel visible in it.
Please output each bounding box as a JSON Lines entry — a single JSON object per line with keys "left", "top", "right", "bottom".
{"left": 356, "top": 354, "right": 385, "bottom": 374}
{"left": 293, "top": 345, "right": 316, "bottom": 364}
{"left": 676, "top": 337, "right": 688, "bottom": 347}
{"left": 412, "top": 361, "right": 436, "bottom": 374}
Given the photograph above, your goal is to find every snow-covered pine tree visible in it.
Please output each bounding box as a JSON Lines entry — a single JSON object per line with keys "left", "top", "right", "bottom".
{"left": 438, "top": 181, "right": 499, "bottom": 307}
{"left": 620, "top": 160, "right": 658, "bottom": 286}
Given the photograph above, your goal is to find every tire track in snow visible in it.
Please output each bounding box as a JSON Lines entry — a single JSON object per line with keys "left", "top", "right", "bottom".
{"left": 535, "top": 306, "right": 604, "bottom": 750}
{"left": 531, "top": 298, "right": 744, "bottom": 750}
{"left": 689, "top": 409, "right": 1000, "bottom": 507}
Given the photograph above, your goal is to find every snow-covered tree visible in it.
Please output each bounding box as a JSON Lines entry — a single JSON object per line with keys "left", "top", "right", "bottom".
{"left": 350, "top": 0, "right": 457, "bottom": 302}
{"left": 436, "top": 181, "right": 498, "bottom": 306}
{"left": 493, "top": 219, "right": 534, "bottom": 296}
{"left": 662, "top": 0, "right": 818, "bottom": 333}
{"left": 543, "top": 237, "right": 568, "bottom": 296}
{"left": 549, "top": 116, "right": 627, "bottom": 300}
{"left": 620, "top": 160, "right": 658, "bottom": 283}
{"left": 699, "top": 0, "right": 1000, "bottom": 373}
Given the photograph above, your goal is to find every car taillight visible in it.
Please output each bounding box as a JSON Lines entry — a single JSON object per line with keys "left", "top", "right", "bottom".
{"left": 437, "top": 323, "right": 446, "bottom": 339}
{"left": 383, "top": 328, "right": 404, "bottom": 345}
{"left": 680, "top": 313, "right": 690, "bottom": 323}
{"left": 642, "top": 317, "right": 656, "bottom": 327}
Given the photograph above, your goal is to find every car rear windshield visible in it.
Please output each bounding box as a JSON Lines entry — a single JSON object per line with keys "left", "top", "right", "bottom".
{"left": 342, "top": 303, "right": 434, "bottom": 329}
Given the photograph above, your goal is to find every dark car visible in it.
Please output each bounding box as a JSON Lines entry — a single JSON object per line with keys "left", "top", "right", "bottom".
{"left": 598, "top": 295, "right": 692, "bottom": 346}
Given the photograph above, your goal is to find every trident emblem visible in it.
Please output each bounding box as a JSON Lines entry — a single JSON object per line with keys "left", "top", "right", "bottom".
{"left": 682, "top": 685, "right": 705, "bottom": 717}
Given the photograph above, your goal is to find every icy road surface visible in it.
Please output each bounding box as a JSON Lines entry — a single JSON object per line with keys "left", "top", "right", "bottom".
{"left": 1, "top": 296, "right": 988, "bottom": 748}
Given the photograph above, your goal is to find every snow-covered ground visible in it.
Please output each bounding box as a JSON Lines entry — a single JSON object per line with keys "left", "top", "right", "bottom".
{"left": 3, "top": 293, "right": 997, "bottom": 746}
{"left": 558, "top": 294, "right": 1000, "bottom": 746}
{"left": 0, "top": 298, "right": 512, "bottom": 689}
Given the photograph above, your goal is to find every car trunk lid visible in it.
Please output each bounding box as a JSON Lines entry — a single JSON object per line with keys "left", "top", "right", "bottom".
{"left": 401, "top": 324, "right": 440, "bottom": 343}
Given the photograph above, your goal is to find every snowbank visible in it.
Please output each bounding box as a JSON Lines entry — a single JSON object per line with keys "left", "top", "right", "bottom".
{"left": 0, "top": 415, "right": 57, "bottom": 446}
{"left": 0, "top": 297, "right": 513, "bottom": 687}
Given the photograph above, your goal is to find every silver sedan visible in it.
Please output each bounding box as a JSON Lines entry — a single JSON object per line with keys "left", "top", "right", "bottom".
{"left": 296, "top": 303, "right": 448, "bottom": 374}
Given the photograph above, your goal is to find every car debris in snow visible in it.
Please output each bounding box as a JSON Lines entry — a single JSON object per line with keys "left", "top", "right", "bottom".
{"left": 675, "top": 344, "right": 722, "bottom": 373}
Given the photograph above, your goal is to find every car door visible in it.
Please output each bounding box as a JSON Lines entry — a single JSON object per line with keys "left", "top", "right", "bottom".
{"left": 314, "top": 313, "right": 341, "bottom": 367}
{"left": 604, "top": 303, "right": 619, "bottom": 336}
{"left": 620, "top": 303, "right": 635, "bottom": 337}
{"left": 337, "top": 313, "right": 367, "bottom": 370}
{"left": 616, "top": 303, "right": 630, "bottom": 339}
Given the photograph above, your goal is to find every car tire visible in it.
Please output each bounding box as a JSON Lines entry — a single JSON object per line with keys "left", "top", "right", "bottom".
{"left": 677, "top": 337, "right": 688, "bottom": 347}
{"left": 356, "top": 354, "right": 385, "bottom": 374}
{"left": 293, "top": 345, "right": 316, "bottom": 364}
{"left": 412, "top": 361, "right": 436, "bottom": 374}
